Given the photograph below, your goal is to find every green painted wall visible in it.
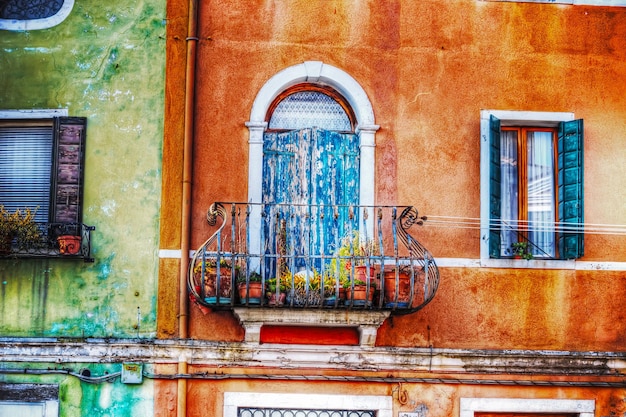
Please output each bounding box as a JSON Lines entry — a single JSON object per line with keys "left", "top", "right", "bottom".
{"left": 0, "top": 362, "right": 154, "bottom": 417}
{"left": 0, "top": 1, "right": 165, "bottom": 338}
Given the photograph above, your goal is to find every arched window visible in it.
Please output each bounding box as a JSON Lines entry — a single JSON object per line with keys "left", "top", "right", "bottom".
{"left": 246, "top": 61, "right": 379, "bottom": 270}
{"left": 0, "top": 0, "right": 75, "bottom": 31}
{"left": 267, "top": 84, "right": 355, "bottom": 133}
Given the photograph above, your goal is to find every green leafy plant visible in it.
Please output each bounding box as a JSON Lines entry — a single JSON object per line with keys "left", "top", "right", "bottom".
{"left": 345, "top": 278, "right": 377, "bottom": 289}
{"left": 327, "top": 231, "right": 378, "bottom": 282}
{"left": 0, "top": 205, "right": 43, "bottom": 252}
{"left": 193, "top": 258, "right": 240, "bottom": 276}
{"left": 511, "top": 241, "right": 533, "bottom": 260}
{"left": 237, "top": 271, "right": 262, "bottom": 284}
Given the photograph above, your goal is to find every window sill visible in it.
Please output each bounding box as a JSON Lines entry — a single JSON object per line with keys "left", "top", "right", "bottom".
{"left": 479, "top": 258, "right": 576, "bottom": 270}
{"left": 0, "top": 223, "right": 95, "bottom": 262}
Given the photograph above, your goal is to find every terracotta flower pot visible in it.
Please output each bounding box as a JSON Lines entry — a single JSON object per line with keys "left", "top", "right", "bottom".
{"left": 201, "top": 268, "right": 233, "bottom": 304}
{"left": 346, "top": 284, "right": 375, "bottom": 307}
{"left": 383, "top": 270, "right": 412, "bottom": 308}
{"left": 57, "top": 235, "right": 81, "bottom": 255}
{"left": 266, "top": 291, "right": 286, "bottom": 306}
{"left": 238, "top": 282, "right": 263, "bottom": 304}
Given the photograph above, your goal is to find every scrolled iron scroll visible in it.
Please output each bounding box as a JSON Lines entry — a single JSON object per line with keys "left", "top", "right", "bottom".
{"left": 188, "top": 202, "right": 229, "bottom": 305}
{"left": 394, "top": 206, "right": 440, "bottom": 315}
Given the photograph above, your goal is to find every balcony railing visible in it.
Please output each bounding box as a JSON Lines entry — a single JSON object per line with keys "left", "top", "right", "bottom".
{"left": 0, "top": 223, "right": 95, "bottom": 262}
{"left": 188, "top": 202, "right": 439, "bottom": 315}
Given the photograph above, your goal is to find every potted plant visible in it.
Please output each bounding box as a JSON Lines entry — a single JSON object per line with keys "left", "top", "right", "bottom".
{"left": 238, "top": 271, "right": 263, "bottom": 304}
{"left": 57, "top": 234, "right": 82, "bottom": 255}
{"left": 194, "top": 258, "right": 238, "bottom": 304}
{"left": 287, "top": 269, "right": 323, "bottom": 306}
{"left": 511, "top": 241, "right": 533, "bottom": 260}
{"left": 345, "top": 278, "right": 376, "bottom": 307}
{"left": 321, "top": 272, "right": 344, "bottom": 306}
{"left": 334, "top": 231, "right": 379, "bottom": 286}
{"left": 266, "top": 276, "right": 287, "bottom": 306}
{"left": 383, "top": 266, "right": 418, "bottom": 308}
{"left": 0, "top": 206, "right": 42, "bottom": 254}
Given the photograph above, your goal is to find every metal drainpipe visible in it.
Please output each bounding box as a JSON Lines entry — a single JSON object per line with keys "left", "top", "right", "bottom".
{"left": 178, "top": 0, "right": 198, "bottom": 415}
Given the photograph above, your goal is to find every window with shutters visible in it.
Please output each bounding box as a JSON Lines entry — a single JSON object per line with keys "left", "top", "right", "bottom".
{"left": 480, "top": 110, "right": 584, "bottom": 263}
{"left": 480, "top": 0, "right": 626, "bottom": 6}
{"left": 0, "top": 110, "right": 93, "bottom": 260}
{"left": 0, "top": 0, "right": 75, "bottom": 31}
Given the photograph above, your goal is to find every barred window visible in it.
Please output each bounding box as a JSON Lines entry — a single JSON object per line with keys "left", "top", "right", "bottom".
{"left": 0, "top": 0, "right": 63, "bottom": 19}
{"left": 238, "top": 408, "right": 376, "bottom": 417}
{"left": 267, "top": 84, "right": 355, "bottom": 133}
{"left": 0, "top": 0, "right": 75, "bottom": 30}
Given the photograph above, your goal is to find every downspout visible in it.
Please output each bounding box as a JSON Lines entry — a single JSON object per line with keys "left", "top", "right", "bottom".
{"left": 178, "top": 0, "right": 198, "bottom": 415}
{"left": 179, "top": 0, "right": 198, "bottom": 343}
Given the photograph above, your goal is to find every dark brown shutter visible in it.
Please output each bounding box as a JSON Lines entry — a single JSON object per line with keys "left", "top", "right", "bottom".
{"left": 52, "top": 117, "right": 87, "bottom": 226}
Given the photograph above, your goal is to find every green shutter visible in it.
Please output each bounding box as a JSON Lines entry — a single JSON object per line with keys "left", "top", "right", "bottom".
{"left": 489, "top": 115, "right": 502, "bottom": 258}
{"left": 52, "top": 117, "right": 87, "bottom": 226}
{"left": 557, "top": 119, "right": 584, "bottom": 259}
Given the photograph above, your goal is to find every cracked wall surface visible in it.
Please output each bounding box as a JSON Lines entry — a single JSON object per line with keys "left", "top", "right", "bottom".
{"left": 0, "top": 0, "right": 165, "bottom": 340}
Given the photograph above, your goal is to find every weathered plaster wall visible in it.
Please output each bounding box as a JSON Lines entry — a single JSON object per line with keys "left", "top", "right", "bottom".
{"left": 153, "top": 376, "right": 626, "bottom": 417}
{"left": 163, "top": 0, "right": 626, "bottom": 351}
{"left": 0, "top": 0, "right": 166, "bottom": 338}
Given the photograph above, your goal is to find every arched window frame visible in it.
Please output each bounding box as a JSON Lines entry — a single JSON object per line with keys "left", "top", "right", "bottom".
{"left": 0, "top": 0, "right": 75, "bottom": 31}
{"left": 265, "top": 83, "right": 357, "bottom": 133}
{"left": 246, "top": 61, "right": 378, "bottom": 205}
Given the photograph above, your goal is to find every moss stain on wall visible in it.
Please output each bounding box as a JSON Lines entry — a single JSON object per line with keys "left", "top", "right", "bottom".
{"left": 0, "top": 0, "right": 166, "bottom": 339}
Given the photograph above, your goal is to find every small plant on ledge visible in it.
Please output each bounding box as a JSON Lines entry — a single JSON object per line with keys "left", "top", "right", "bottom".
{"left": 0, "top": 206, "right": 43, "bottom": 254}
{"left": 511, "top": 241, "right": 534, "bottom": 260}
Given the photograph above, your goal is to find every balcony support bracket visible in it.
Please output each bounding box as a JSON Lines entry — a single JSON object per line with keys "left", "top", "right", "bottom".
{"left": 233, "top": 308, "right": 391, "bottom": 347}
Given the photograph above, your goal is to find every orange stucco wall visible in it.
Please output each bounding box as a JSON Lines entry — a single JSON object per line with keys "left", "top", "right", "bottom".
{"left": 152, "top": 366, "right": 626, "bottom": 417}
{"left": 160, "top": 0, "right": 626, "bottom": 349}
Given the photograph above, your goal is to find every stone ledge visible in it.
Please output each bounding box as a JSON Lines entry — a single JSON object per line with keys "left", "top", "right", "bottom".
{"left": 232, "top": 308, "right": 391, "bottom": 346}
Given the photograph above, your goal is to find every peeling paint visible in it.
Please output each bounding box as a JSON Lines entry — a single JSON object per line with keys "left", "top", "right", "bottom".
{"left": 0, "top": 0, "right": 164, "bottom": 343}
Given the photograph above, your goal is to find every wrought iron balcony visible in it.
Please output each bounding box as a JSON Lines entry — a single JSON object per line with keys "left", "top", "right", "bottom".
{"left": 0, "top": 223, "right": 95, "bottom": 262}
{"left": 188, "top": 202, "right": 439, "bottom": 315}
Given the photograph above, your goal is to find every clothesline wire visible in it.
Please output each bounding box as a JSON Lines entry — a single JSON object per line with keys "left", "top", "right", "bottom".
{"left": 421, "top": 215, "right": 626, "bottom": 236}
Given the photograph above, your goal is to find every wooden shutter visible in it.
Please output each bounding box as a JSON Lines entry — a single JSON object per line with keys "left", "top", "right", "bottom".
{"left": 557, "top": 119, "right": 584, "bottom": 259}
{"left": 52, "top": 117, "right": 87, "bottom": 226}
{"left": 310, "top": 128, "right": 359, "bottom": 254}
{"left": 489, "top": 115, "right": 502, "bottom": 258}
{"left": 262, "top": 128, "right": 359, "bottom": 270}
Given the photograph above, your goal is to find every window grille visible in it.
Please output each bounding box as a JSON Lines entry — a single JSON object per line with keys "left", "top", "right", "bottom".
{"left": 269, "top": 91, "right": 351, "bottom": 132}
{"left": 0, "top": 0, "right": 64, "bottom": 20}
{"left": 238, "top": 408, "right": 376, "bottom": 417}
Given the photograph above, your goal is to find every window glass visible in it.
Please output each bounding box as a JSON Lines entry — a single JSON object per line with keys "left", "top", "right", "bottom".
{"left": 269, "top": 91, "right": 351, "bottom": 132}
{"left": 0, "top": 0, "right": 74, "bottom": 31}
{"left": 500, "top": 130, "right": 519, "bottom": 255}
{"left": 500, "top": 127, "right": 556, "bottom": 258}
{"left": 0, "top": 402, "right": 46, "bottom": 417}
{"left": 0, "top": 123, "right": 53, "bottom": 223}
{"left": 526, "top": 130, "right": 556, "bottom": 257}
{"left": 0, "top": 0, "right": 63, "bottom": 20}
